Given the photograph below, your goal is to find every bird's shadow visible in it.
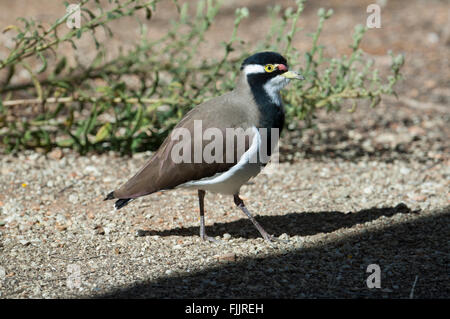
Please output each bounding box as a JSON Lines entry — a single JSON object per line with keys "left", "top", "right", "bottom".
{"left": 97, "top": 206, "right": 449, "bottom": 298}
{"left": 136, "top": 203, "right": 416, "bottom": 239}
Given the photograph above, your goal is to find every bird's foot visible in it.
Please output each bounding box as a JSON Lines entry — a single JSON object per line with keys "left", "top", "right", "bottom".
{"left": 200, "top": 234, "right": 222, "bottom": 243}
{"left": 261, "top": 233, "right": 289, "bottom": 244}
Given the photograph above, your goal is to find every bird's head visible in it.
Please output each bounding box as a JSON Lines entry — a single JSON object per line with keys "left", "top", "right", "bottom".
{"left": 240, "top": 51, "right": 304, "bottom": 105}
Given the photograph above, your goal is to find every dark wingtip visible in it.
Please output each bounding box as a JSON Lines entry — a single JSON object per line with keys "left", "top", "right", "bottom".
{"left": 114, "top": 198, "right": 132, "bottom": 210}
{"left": 104, "top": 191, "right": 132, "bottom": 210}
{"left": 104, "top": 191, "right": 115, "bottom": 201}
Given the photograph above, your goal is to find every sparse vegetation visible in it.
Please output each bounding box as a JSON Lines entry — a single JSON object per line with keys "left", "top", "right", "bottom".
{"left": 0, "top": 0, "right": 404, "bottom": 154}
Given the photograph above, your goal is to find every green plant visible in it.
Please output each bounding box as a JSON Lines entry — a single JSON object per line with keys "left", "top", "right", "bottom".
{"left": 0, "top": 0, "right": 404, "bottom": 154}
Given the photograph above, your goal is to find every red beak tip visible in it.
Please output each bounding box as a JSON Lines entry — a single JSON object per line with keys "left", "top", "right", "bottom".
{"left": 278, "top": 64, "right": 288, "bottom": 71}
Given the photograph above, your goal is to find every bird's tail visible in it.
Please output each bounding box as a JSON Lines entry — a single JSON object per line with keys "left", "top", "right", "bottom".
{"left": 114, "top": 198, "right": 132, "bottom": 209}
{"left": 104, "top": 191, "right": 132, "bottom": 210}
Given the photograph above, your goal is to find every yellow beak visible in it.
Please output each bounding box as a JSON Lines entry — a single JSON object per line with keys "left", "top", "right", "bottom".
{"left": 281, "top": 71, "right": 304, "bottom": 80}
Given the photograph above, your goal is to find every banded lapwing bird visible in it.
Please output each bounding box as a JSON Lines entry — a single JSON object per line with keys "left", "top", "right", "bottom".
{"left": 105, "top": 51, "right": 304, "bottom": 242}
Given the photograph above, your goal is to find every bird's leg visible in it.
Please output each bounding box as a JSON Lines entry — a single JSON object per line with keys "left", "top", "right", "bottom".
{"left": 233, "top": 194, "right": 275, "bottom": 242}
{"left": 198, "top": 190, "right": 218, "bottom": 243}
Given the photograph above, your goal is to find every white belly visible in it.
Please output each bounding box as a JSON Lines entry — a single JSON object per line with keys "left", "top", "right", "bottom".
{"left": 179, "top": 162, "right": 262, "bottom": 195}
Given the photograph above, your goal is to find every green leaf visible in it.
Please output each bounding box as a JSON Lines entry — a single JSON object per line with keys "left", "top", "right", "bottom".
{"left": 95, "top": 122, "right": 112, "bottom": 143}
{"left": 145, "top": 7, "right": 152, "bottom": 20}
{"left": 37, "top": 52, "right": 47, "bottom": 74}
{"left": 54, "top": 57, "right": 66, "bottom": 75}
{"left": 57, "top": 138, "right": 74, "bottom": 147}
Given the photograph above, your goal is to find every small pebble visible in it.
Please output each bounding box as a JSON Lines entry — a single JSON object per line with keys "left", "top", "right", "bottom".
{"left": 216, "top": 253, "right": 236, "bottom": 262}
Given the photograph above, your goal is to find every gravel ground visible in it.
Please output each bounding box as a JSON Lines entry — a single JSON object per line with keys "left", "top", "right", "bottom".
{"left": 0, "top": 0, "right": 449, "bottom": 299}
{"left": 0, "top": 97, "right": 449, "bottom": 298}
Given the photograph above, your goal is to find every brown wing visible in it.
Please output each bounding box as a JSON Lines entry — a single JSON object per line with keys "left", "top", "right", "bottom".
{"left": 111, "top": 91, "right": 258, "bottom": 199}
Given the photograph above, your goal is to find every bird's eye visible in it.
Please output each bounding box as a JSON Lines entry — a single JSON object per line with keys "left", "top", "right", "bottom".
{"left": 264, "top": 64, "right": 275, "bottom": 73}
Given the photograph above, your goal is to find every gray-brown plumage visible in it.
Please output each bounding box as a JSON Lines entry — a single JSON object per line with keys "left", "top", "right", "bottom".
{"left": 105, "top": 51, "right": 304, "bottom": 242}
